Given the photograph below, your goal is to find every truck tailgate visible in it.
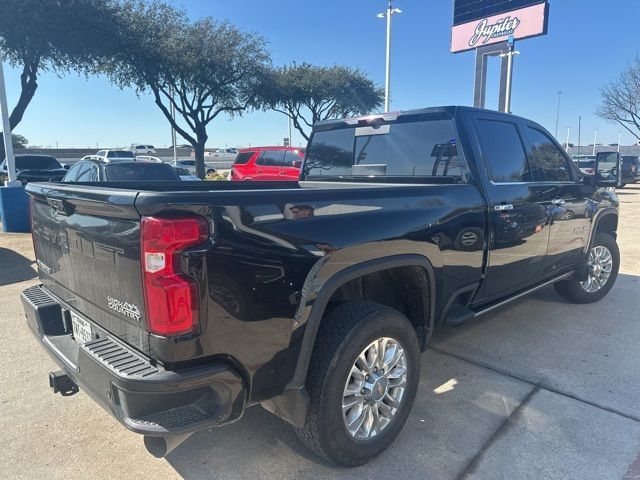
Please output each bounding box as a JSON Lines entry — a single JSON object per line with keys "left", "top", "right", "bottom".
{"left": 27, "top": 183, "right": 150, "bottom": 354}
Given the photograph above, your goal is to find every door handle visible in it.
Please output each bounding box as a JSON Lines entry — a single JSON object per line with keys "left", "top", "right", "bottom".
{"left": 494, "top": 204, "right": 514, "bottom": 211}
{"left": 551, "top": 198, "right": 565, "bottom": 205}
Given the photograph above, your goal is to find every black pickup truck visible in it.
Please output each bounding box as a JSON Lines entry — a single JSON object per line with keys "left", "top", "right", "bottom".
{"left": 21, "top": 106, "right": 620, "bottom": 466}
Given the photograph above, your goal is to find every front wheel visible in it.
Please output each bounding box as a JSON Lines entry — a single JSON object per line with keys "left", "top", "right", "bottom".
{"left": 296, "top": 302, "right": 420, "bottom": 466}
{"left": 554, "top": 232, "right": 619, "bottom": 303}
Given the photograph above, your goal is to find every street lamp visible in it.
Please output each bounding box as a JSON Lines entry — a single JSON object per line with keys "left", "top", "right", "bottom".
{"left": 377, "top": 1, "right": 402, "bottom": 112}
{"left": 617, "top": 131, "right": 622, "bottom": 152}
{"left": 554, "top": 91, "right": 563, "bottom": 138}
{"left": 592, "top": 129, "right": 598, "bottom": 156}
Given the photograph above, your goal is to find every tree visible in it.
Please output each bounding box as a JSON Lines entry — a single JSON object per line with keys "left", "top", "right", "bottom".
{"left": 0, "top": 0, "right": 120, "bottom": 130}
{"left": 0, "top": 0, "right": 121, "bottom": 160}
{"left": 12, "top": 133, "right": 28, "bottom": 149}
{"left": 108, "top": 2, "right": 271, "bottom": 178}
{"left": 260, "top": 63, "right": 384, "bottom": 142}
{"left": 596, "top": 57, "right": 640, "bottom": 142}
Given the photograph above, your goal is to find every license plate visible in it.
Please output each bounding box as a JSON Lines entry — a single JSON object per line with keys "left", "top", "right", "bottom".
{"left": 71, "top": 312, "right": 92, "bottom": 344}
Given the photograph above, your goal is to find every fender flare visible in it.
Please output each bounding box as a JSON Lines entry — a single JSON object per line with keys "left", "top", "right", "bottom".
{"left": 586, "top": 208, "right": 618, "bottom": 253}
{"left": 289, "top": 254, "right": 437, "bottom": 390}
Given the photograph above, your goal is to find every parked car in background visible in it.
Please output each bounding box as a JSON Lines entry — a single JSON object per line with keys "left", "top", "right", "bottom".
{"left": 173, "top": 166, "right": 202, "bottom": 181}
{"left": 94, "top": 150, "right": 136, "bottom": 162}
{"left": 595, "top": 151, "right": 622, "bottom": 186}
{"left": 131, "top": 144, "right": 156, "bottom": 155}
{"left": 62, "top": 159, "right": 180, "bottom": 182}
{"left": 0, "top": 154, "right": 68, "bottom": 185}
{"left": 231, "top": 146, "right": 304, "bottom": 181}
{"left": 621, "top": 155, "right": 640, "bottom": 186}
{"left": 171, "top": 159, "right": 216, "bottom": 175}
{"left": 134, "top": 155, "right": 163, "bottom": 163}
{"left": 576, "top": 156, "right": 597, "bottom": 175}
{"left": 191, "top": 148, "right": 236, "bottom": 160}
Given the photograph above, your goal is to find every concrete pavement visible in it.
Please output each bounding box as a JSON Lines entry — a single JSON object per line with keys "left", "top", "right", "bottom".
{"left": 1, "top": 184, "right": 639, "bottom": 479}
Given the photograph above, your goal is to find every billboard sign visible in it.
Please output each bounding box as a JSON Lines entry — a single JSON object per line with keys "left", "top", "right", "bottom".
{"left": 451, "top": 0, "right": 548, "bottom": 53}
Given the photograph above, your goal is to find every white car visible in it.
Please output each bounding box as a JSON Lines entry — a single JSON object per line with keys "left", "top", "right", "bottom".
{"left": 93, "top": 150, "right": 136, "bottom": 162}
{"left": 131, "top": 144, "right": 156, "bottom": 155}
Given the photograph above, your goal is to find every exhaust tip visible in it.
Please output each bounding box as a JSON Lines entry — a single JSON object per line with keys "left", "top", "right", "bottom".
{"left": 144, "top": 433, "right": 192, "bottom": 458}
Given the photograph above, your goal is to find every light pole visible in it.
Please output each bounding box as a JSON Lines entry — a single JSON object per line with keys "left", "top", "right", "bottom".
{"left": 565, "top": 126, "right": 571, "bottom": 151}
{"left": 577, "top": 116, "right": 581, "bottom": 157}
{"left": 617, "top": 131, "right": 621, "bottom": 152}
{"left": 592, "top": 129, "right": 598, "bottom": 156}
{"left": 554, "top": 91, "right": 563, "bottom": 138}
{"left": 377, "top": 1, "right": 402, "bottom": 112}
{"left": 498, "top": 36, "right": 520, "bottom": 113}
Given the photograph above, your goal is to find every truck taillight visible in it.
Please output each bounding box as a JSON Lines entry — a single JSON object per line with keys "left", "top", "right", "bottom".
{"left": 141, "top": 216, "right": 208, "bottom": 336}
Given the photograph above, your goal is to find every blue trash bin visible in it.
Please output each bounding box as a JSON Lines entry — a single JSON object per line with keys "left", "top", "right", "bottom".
{"left": 0, "top": 185, "right": 30, "bottom": 232}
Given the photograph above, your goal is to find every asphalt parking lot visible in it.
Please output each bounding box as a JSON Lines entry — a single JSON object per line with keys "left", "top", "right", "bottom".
{"left": 1, "top": 184, "right": 639, "bottom": 480}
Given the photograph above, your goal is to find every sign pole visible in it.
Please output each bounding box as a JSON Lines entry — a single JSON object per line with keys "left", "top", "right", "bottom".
{"left": 504, "top": 37, "right": 515, "bottom": 113}
{"left": 384, "top": 0, "right": 392, "bottom": 112}
{"left": 0, "top": 58, "right": 19, "bottom": 187}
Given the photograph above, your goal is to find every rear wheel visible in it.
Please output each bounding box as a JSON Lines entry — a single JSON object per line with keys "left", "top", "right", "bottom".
{"left": 296, "top": 302, "right": 420, "bottom": 466}
{"left": 554, "top": 232, "right": 619, "bottom": 303}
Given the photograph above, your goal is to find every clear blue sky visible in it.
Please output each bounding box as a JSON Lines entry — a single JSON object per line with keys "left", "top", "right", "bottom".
{"left": 3, "top": 0, "right": 639, "bottom": 148}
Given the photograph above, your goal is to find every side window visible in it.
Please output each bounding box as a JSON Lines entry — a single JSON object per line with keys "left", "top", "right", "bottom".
{"left": 260, "top": 150, "right": 285, "bottom": 167}
{"left": 63, "top": 162, "right": 83, "bottom": 182}
{"left": 526, "top": 127, "right": 571, "bottom": 181}
{"left": 476, "top": 119, "right": 530, "bottom": 182}
{"left": 283, "top": 150, "right": 302, "bottom": 166}
{"left": 76, "top": 162, "right": 94, "bottom": 181}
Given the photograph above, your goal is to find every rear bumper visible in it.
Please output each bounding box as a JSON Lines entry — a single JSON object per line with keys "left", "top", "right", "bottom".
{"left": 21, "top": 284, "right": 246, "bottom": 437}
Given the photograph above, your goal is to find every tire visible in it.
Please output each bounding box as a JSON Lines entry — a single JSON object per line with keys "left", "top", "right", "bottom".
{"left": 296, "top": 301, "right": 420, "bottom": 467}
{"left": 554, "top": 232, "right": 619, "bottom": 304}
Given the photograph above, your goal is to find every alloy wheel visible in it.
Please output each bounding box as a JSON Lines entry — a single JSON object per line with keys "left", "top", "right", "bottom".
{"left": 580, "top": 245, "right": 613, "bottom": 293}
{"left": 341, "top": 337, "right": 408, "bottom": 440}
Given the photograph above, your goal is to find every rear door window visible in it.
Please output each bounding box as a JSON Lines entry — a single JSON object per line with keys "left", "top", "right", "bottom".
{"left": 258, "top": 150, "right": 285, "bottom": 166}
{"left": 525, "top": 127, "right": 572, "bottom": 181}
{"left": 475, "top": 119, "right": 530, "bottom": 182}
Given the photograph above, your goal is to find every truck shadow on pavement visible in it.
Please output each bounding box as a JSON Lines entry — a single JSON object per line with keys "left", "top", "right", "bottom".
{"left": 0, "top": 247, "right": 37, "bottom": 286}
